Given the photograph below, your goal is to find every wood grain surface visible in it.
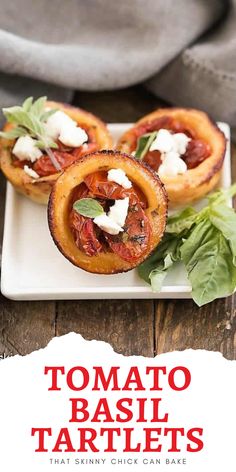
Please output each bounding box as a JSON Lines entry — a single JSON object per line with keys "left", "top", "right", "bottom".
{"left": 0, "top": 86, "right": 235, "bottom": 359}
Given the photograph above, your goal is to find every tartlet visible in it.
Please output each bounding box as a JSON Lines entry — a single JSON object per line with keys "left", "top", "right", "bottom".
{"left": 48, "top": 150, "right": 168, "bottom": 274}
{"left": 117, "top": 108, "right": 226, "bottom": 206}
{"left": 0, "top": 101, "right": 113, "bottom": 204}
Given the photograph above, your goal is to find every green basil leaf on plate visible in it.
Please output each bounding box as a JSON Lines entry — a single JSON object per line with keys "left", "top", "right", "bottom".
{"left": 73, "top": 198, "right": 104, "bottom": 218}
{"left": 166, "top": 207, "right": 197, "bottom": 235}
{"left": 207, "top": 183, "right": 236, "bottom": 206}
{"left": 149, "top": 254, "right": 173, "bottom": 292}
{"left": 210, "top": 204, "right": 236, "bottom": 262}
{"left": 138, "top": 184, "right": 236, "bottom": 305}
{"left": 180, "top": 219, "right": 212, "bottom": 271}
{"left": 138, "top": 234, "right": 182, "bottom": 290}
{"left": 181, "top": 221, "right": 236, "bottom": 306}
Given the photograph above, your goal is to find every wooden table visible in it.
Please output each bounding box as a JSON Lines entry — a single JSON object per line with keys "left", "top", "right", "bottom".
{"left": 0, "top": 86, "right": 235, "bottom": 360}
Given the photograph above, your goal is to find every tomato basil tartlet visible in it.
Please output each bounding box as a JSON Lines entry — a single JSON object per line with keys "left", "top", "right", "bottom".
{"left": 117, "top": 108, "right": 226, "bottom": 206}
{"left": 48, "top": 150, "right": 168, "bottom": 274}
{"left": 0, "top": 97, "right": 113, "bottom": 204}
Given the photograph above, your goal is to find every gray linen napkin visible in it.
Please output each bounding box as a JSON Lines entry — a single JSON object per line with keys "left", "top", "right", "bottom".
{"left": 0, "top": 0, "right": 234, "bottom": 126}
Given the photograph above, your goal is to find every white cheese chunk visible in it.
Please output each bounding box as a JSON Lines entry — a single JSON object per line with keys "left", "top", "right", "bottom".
{"left": 23, "top": 165, "right": 40, "bottom": 179}
{"left": 108, "top": 197, "right": 129, "bottom": 228}
{"left": 12, "top": 136, "right": 43, "bottom": 163}
{"left": 93, "top": 197, "right": 129, "bottom": 235}
{"left": 45, "top": 110, "right": 76, "bottom": 139}
{"left": 149, "top": 129, "right": 174, "bottom": 153}
{"left": 59, "top": 124, "right": 88, "bottom": 147}
{"left": 158, "top": 151, "right": 187, "bottom": 178}
{"left": 172, "top": 133, "right": 191, "bottom": 155}
{"left": 94, "top": 213, "right": 123, "bottom": 235}
{"left": 107, "top": 168, "right": 132, "bottom": 189}
{"left": 45, "top": 110, "right": 88, "bottom": 148}
{"left": 146, "top": 128, "right": 190, "bottom": 178}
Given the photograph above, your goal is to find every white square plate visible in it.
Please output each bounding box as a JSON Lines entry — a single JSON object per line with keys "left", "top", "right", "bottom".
{"left": 1, "top": 123, "right": 231, "bottom": 300}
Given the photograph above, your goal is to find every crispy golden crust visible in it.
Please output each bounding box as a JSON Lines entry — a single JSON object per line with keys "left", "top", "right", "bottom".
{"left": 48, "top": 150, "right": 168, "bottom": 274}
{"left": 117, "top": 108, "right": 226, "bottom": 206}
{"left": 0, "top": 101, "right": 113, "bottom": 204}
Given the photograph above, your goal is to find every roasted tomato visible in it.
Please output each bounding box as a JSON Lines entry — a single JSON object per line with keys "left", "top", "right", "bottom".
{"left": 0, "top": 100, "right": 113, "bottom": 204}
{"left": 69, "top": 172, "right": 150, "bottom": 261}
{"left": 34, "top": 139, "right": 99, "bottom": 177}
{"left": 143, "top": 150, "right": 162, "bottom": 172}
{"left": 124, "top": 116, "right": 195, "bottom": 155}
{"left": 48, "top": 151, "right": 168, "bottom": 274}
{"left": 33, "top": 151, "right": 77, "bottom": 177}
{"left": 117, "top": 108, "right": 226, "bottom": 206}
{"left": 84, "top": 171, "right": 141, "bottom": 205}
{"left": 183, "top": 139, "right": 211, "bottom": 169}
{"left": 105, "top": 200, "right": 151, "bottom": 262}
{"left": 69, "top": 210, "right": 103, "bottom": 256}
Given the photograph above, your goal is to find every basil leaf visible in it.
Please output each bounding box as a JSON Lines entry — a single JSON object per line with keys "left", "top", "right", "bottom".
{"left": 166, "top": 207, "right": 197, "bottom": 235}
{"left": 210, "top": 203, "right": 236, "bottom": 263}
{"left": 73, "top": 198, "right": 104, "bottom": 218}
{"left": 138, "top": 243, "right": 166, "bottom": 284}
{"left": 22, "top": 97, "right": 33, "bottom": 112}
{"left": 135, "top": 132, "right": 157, "bottom": 160}
{"left": 1, "top": 96, "right": 61, "bottom": 171}
{"left": 3, "top": 109, "right": 45, "bottom": 136}
{"left": 138, "top": 184, "right": 236, "bottom": 305}
{"left": 149, "top": 254, "right": 173, "bottom": 292}
{"left": 2, "top": 97, "right": 58, "bottom": 151}
{"left": 30, "top": 96, "right": 47, "bottom": 118}
{"left": 36, "top": 139, "right": 58, "bottom": 150}
{"left": 181, "top": 221, "right": 236, "bottom": 306}
{"left": 41, "top": 109, "right": 57, "bottom": 122}
{"left": 138, "top": 235, "right": 182, "bottom": 289}
{"left": 208, "top": 183, "right": 236, "bottom": 205}
{"left": 0, "top": 127, "right": 27, "bottom": 140}
{"left": 2, "top": 105, "right": 22, "bottom": 118}
{"left": 180, "top": 219, "right": 212, "bottom": 270}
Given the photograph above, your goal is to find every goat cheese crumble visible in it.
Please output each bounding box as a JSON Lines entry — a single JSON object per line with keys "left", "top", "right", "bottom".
{"left": 23, "top": 165, "right": 40, "bottom": 179}
{"left": 158, "top": 152, "right": 187, "bottom": 178}
{"left": 94, "top": 197, "right": 129, "bottom": 235}
{"left": 12, "top": 136, "right": 43, "bottom": 163}
{"left": 13, "top": 109, "right": 89, "bottom": 164}
{"left": 108, "top": 197, "right": 129, "bottom": 228}
{"left": 149, "top": 129, "right": 190, "bottom": 177}
{"left": 93, "top": 170, "right": 131, "bottom": 235}
{"left": 59, "top": 123, "right": 88, "bottom": 147}
{"left": 107, "top": 168, "right": 132, "bottom": 189}
{"left": 150, "top": 129, "right": 173, "bottom": 153}
{"left": 45, "top": 110, "right": 88, "bottom": 148}
{"left": 93, "top": 213, "right": 123, "bottom": 235}
{"left": 172, "top": 133, "right": 191, "bottom": 155}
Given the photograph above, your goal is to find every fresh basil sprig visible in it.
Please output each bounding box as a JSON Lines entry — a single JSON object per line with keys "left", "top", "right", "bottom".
{"left": 138, "top": 184, "right": 236, "bottom": 306}
{"left": 134, "top": 132, "right": 157, "bottom": 160}
{"left": 0, "top": 96, "right": 61, "bottom": 171}
{"left": 0, "top": 96, "right": 57, "bottom": 147}
{"left": 73, "top": 198, "right": 104, "bottom": 218}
